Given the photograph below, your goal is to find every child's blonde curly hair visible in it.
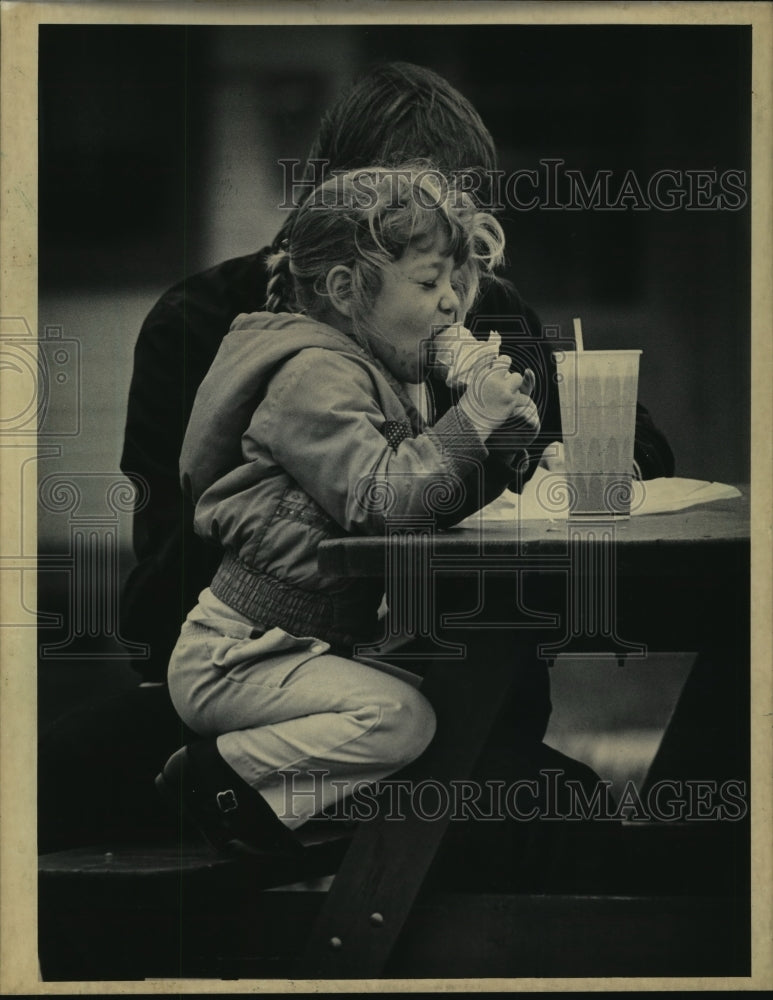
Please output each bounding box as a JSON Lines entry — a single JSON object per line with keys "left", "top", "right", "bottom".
{"left": 266, "top": 165, "right": 505, "bottom": 344}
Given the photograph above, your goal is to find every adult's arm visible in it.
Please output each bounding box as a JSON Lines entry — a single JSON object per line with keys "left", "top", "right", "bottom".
{"left": 118, "top": 252, "right": 270, "bottom": 680}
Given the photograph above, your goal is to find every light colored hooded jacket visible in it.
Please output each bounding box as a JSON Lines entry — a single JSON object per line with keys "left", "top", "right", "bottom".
{"left": 181, "top": 311, "right": 513, "bottom": 647}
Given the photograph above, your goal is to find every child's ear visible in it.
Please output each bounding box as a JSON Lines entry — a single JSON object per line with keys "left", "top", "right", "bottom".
{"left": 325, "top": 266, "right": 354, "bottom": 318}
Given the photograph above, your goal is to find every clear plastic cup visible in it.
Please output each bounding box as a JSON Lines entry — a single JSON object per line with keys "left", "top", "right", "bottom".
{"left": 553, "top": 349, "right": 642, "bottom": 516}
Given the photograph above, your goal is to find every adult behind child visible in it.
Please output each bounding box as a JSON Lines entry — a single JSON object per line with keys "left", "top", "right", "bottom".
{"left": 117, "top": 62, "right": 672, "bottom": 691}
{"left": 38, "top": 62, "right": 673, "bottom": 853}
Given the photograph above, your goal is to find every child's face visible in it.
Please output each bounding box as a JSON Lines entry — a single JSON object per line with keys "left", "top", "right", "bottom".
{"left": 363, "top": 236, "right": 464, "bottom": 384}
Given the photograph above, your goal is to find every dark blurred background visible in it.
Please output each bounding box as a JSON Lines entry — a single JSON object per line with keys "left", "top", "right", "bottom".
{"left": 37, "top": 23, "right": 751, "bottom": 779}
{"left": 38, "top": 24, "right": 751, "bottom": 495}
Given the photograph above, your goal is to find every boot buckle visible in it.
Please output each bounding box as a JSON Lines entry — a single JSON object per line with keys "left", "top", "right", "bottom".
{"left": 216, "top": 789, "right": 238, "bottom": 813}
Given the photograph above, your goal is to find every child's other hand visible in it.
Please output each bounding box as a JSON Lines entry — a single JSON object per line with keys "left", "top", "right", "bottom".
{"left": 538, "top": 441, "right": 565, "bottom": 472}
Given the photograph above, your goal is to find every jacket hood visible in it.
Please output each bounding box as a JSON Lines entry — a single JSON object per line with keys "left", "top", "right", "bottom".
{"left": 181, "top": 312, "right": 375, "bottom": 501}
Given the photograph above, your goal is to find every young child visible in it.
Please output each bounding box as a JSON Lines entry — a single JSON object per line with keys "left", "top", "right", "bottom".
{"left": 155, "top": 165, "right": 540, "bottom": 856}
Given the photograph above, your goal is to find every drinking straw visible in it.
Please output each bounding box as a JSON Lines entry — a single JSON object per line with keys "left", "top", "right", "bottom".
{"left": 573, "top": 316, "right": 585, "bottom": 352}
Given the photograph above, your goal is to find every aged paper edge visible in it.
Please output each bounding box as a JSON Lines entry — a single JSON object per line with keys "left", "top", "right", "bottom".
{"left": 1, "top": 0, "right": 771, "bottom": 993}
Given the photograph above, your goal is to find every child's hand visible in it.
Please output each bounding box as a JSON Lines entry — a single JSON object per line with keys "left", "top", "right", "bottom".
{"left": 432, "top": 324, "right": 540, "bottom": 444}
{"left": 459, "top": 363, "right": 541, "bottom": 444}
{"left": 433, "top": 324, "right": 502, "bottom": 390}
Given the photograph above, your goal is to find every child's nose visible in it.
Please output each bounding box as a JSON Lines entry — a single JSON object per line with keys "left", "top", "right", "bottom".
{"left": 439, "top": 286, "right": 460, "bottom": 318}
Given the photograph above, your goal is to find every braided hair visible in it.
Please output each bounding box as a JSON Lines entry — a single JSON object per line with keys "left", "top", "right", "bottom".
{"left": 265, "top": 242, "right": 295, "bottom": 313}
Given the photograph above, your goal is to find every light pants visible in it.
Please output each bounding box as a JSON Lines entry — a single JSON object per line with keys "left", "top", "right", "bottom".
{"left": 167, "top": 589, "right": 436, "bottom": 829}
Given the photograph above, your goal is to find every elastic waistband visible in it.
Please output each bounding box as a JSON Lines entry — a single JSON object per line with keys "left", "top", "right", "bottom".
{"left": 209, "top": 550, "right": 377, "bottom": 648}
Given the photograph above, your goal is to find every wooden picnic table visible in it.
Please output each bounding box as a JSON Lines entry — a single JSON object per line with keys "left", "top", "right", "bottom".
{"left": 299, "top": 490, "right": 751, "bottom": 977}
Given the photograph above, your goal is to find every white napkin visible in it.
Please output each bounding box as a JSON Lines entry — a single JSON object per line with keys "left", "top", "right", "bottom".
{"left": 464, "top": 448, "right": 741, "bottom": 524}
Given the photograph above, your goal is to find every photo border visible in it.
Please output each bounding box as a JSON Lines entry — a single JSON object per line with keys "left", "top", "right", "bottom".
{"left": 1, "top": 1, "right": 770, "bottom": 993}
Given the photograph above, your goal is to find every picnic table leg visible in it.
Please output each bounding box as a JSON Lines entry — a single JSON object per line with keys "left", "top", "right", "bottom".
{"left": 298, "top": 628, "right": 522, "bottom": 979}
{"left": 641, "top": 643, "right": 750, "bottom": 792}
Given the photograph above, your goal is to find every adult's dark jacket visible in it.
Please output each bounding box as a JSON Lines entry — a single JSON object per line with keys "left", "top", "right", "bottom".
{"left": 120, "top": 249, "right": 674, "bottom": 681}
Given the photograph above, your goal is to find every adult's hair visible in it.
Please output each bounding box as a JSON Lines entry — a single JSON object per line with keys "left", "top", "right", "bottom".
{"left": 307, "top": 61, "right": 497, "bottom": 180}
{"left": 269, "top": 62, "right": 498, "bottom": 258}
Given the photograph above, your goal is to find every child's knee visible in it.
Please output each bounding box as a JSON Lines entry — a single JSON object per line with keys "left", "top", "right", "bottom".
{"left": 379, "top": 687, "right": 436, "bottom": 767}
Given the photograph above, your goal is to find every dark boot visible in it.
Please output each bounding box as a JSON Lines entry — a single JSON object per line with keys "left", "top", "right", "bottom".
{"left": 155, "top": 739, "right": 304, "bottom": 859}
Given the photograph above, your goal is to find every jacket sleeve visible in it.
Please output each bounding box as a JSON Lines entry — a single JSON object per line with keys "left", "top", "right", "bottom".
{"left": 632, "top": 402, "right": 675, "bottom": 479}
{"left": 244, "top": 350, "right": 493, "bottom": 533}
